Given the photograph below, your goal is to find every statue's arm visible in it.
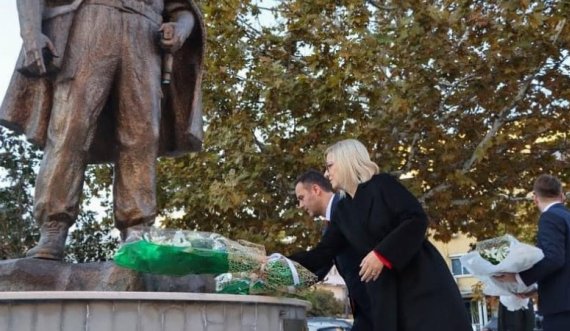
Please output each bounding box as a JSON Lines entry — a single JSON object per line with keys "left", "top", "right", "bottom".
{"left": 17, "top": 0, "right": 57, "bottom": 76}
{"left": 17, "top": 0, "right": 43, "bottom": 40}
{"left": 159, "top": 4, "right": 196, "bottom": 53}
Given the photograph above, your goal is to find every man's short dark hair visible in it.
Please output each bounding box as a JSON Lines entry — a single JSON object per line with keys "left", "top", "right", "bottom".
{"left": 295, "top": 169, "right": 333, "bottom": 192}
{"left": 533, "top": 174, "right": 563, "bottom": 199}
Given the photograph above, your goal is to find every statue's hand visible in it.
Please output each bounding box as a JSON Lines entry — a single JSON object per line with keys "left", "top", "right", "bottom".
{"left": 159, "top": 22, "right": 189, "bottom": 53}
{"left": 21, "top": 32, "right": 58, "bottom": 76}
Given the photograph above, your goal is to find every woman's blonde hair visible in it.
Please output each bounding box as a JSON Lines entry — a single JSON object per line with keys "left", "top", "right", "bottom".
{"left": 325, "top": 139, "right": 379, "bottom": 194}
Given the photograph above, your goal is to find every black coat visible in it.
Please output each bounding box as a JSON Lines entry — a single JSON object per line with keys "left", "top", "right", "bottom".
{"left": 520, "top": 203, "right": 570, "bottom": 316}
{"left": 290, "top": 173, "right": 472, "bottom": 331}
{"left": 315, "top": 194, "right": 373, "bottom": 331}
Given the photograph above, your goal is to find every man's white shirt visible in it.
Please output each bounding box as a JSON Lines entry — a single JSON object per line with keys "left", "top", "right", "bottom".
{"left": 325, "top": 195, "right": 335, "bottom": 221}
{"left": 542, "top": 202, "right": 559, "bottom": 213}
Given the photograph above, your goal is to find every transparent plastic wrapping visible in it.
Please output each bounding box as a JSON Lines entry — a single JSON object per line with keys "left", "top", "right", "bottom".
{"left": 215, "top": 253, "right": 318, "bottom": 295}
{"left": 460, "top": 234, "right": 543, "bottom": 311}
{"left": 114, "top": 228, "right": 317, "bottom": 294}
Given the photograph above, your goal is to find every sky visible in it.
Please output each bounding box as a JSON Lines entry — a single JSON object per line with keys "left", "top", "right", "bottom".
{"left": 0, "top": 1, "right": 20, "bottom": 99}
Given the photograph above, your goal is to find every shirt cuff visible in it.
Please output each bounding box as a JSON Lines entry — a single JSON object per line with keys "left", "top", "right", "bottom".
{"left": 515, "top": 273, "right": 527, "bottom": 287}
{"left": 373, "top": 251, "right": 393, "bottom": 269}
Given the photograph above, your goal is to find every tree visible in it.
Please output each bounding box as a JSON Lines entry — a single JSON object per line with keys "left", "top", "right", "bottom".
{"left": 2, "top": 0, "right": 570, "bottom": 260}
{"left": 303, "top": 288, "right": 345, "bottom": 317}
{"left": 0, "top": 128, "right": 40, "bottom": 258}
{"left": 0, "top": 127, "right": 117, "bottom": 261}
{"left": 160, "top": 0, "right": 570, "bottom": 253}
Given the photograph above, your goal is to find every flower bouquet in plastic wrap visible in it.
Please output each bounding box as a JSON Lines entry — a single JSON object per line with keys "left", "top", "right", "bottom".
{"left": 460, "top": 234, "right": 543, "bottom": 311}
{"left": 215, "top": 253, "right": 317, "bottom": 295}
{"left": 113, "top": 228, "right": 317, "bottom": 294}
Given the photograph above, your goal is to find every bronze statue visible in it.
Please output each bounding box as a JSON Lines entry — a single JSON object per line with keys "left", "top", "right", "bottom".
{"left": 0, "top": 0, "right": 205, "bottom": 260}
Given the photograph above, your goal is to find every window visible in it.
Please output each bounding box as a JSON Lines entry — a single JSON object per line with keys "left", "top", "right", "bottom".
{"left": 451, "top": 256, "right": 471, "bottom": 276}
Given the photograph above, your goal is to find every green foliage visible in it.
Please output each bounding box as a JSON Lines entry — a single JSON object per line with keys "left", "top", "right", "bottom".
{"left": 0, "top": 128, "right": 117, "bottom": 261}
{"left": 302, "top": 288, "right": 345, "bottom": 317}
{"left": 2, "top": 0, "right": 570, "bottom": 260}
{"left": 160, "top": 0, "right": 570, "bottom": 249}
{"left": 0, "top": 128, "right": 40, "bottom": 258}
{"left": 66, "top": 213, "right": 119, "bottom": 263}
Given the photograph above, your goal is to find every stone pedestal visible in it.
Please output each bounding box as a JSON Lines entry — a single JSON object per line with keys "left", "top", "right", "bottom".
{"left": 0, "top": 260, "right": 310, "bottom": 330}
{"left": 0, "top": 258, "right": 214, "bottom": 292}
{"left": 0, "top": 292, "right": 309, "bottom": 331}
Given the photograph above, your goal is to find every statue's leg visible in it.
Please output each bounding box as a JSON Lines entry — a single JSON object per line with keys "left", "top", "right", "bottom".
{"left": 28, "top": 5, "right": 122, "bottom": 260}
{"left": 112, "top": 12, "right": 162, "bottom": 241}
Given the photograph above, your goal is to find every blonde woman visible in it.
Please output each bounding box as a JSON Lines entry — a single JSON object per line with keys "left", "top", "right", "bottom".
{"left": 290, "top": 139, "right": 471, "bottom": 331}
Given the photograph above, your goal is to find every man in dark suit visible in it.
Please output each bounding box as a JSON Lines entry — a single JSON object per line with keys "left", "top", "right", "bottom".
{"left": 294, "top": 170, "right": 372, "bottom": 331}
{"left": 496, "top": 174, "right": 570, "bottom": 331}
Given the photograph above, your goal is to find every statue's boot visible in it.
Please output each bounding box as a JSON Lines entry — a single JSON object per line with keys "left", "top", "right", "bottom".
{"left": 26, "top": 220, "right": 70, "bottom": 260}
{"left": 120, "top": 224, "right": 150, "bottom": 243}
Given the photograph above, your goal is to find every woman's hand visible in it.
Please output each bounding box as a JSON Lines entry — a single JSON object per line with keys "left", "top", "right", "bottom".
{"left": 359, "top": 250, "right": 384, "bottom": 282}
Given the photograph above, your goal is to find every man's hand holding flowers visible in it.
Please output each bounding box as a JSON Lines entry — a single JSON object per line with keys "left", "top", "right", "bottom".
{"left": 460, "top": 235, "right": 543, "bottom": 310}
{"left": 493, "top": 273, "right": 538, "bottom": 299}
{"left": 493, "top": 273, "right": 518, "bottom": 283}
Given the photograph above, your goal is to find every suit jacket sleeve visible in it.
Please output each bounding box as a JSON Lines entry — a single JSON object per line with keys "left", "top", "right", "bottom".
{"left": 519, "top": 210, "right": 567, "bottom": 286}
{"left": 313, "top": 225, "right": 335, "bottom": 280}
{"left": 289, "top": 219, "right": 347, "bottom": 277}
{"left": 373, "top": 174, "right": 429, "bottom": 271}
{"left": 312, "top": 194, "right": 341, "bottom": 279}
{"left": 313, "top": 260, "right": 334, "bottom": 281}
